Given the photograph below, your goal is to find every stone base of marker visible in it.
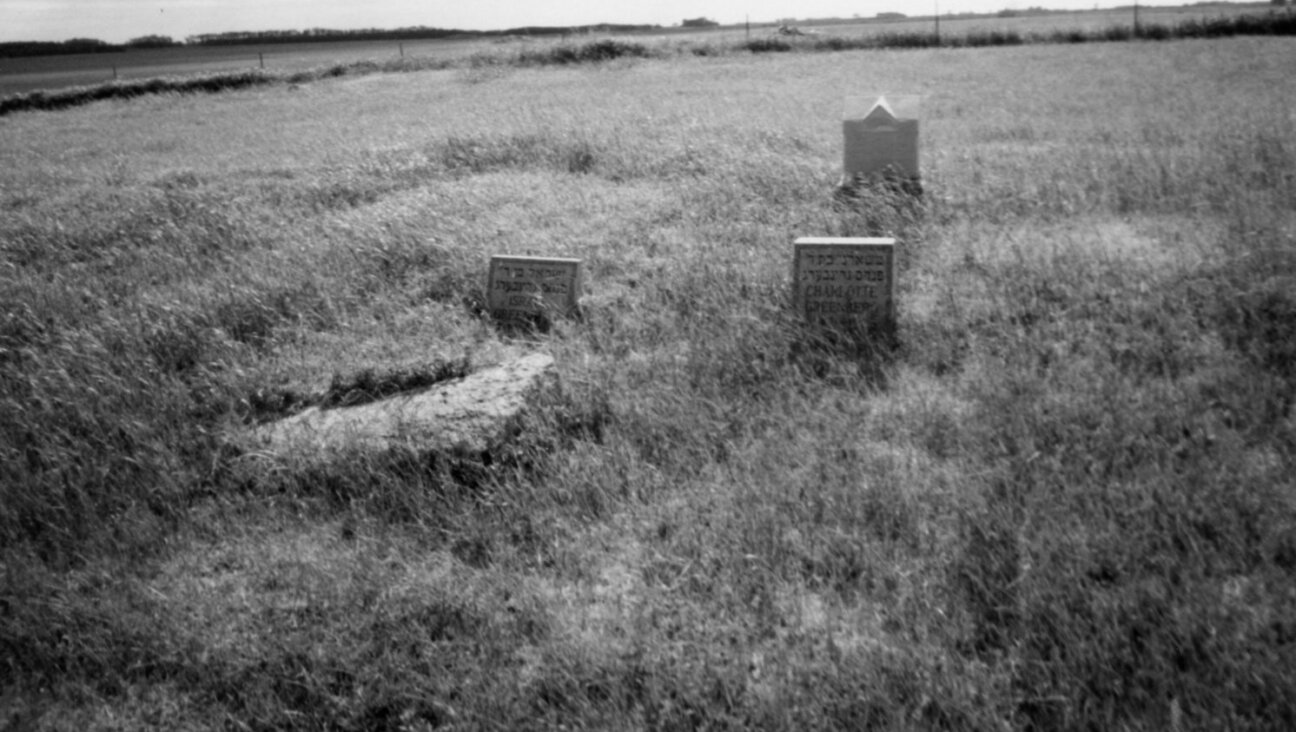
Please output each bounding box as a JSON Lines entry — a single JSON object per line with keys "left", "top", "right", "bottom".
{"left": 244, "top": 352, "right": 556, "bottom": 465}
{"left": 831, "top": 174, "right": 925, "bottom": 240}
{"left": 801, "top": 310, "right": 899, "bottom": 355}
{"left": 833, "top": 171, "right": 923, "bottom": 201}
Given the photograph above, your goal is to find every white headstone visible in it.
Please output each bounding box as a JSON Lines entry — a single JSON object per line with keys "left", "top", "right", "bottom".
{"left": 487, "top": 256, "right": 582, "bottom": 322}
{"left": 843, "top": 95, "right": 920, "bottom": 182}
{"left": 792, "top": 237, "right": 896, "bottom": 334}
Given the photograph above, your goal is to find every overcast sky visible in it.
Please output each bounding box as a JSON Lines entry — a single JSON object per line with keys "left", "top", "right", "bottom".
{"left": 1, "top": 0, "right": 1201, "bottom": 44}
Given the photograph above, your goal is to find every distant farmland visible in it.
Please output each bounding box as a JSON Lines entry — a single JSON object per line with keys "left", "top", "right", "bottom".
{"left": 0, "top": 3, "right": 1275, "bottom": 97}
{"left": 787, "top": 3, "right": 1271, "bottom": 36}
{"left": 0, "top": 37, "right": 487, "bottom": 96}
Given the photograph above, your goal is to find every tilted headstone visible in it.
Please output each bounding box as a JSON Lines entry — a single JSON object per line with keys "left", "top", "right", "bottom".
{"left": 792, "top": 237, "right": 896, "bottom": 336}
{"left": 487, "top": 256, "right": 582, "bottom": 322}
{"left": 843, "top": 95, "right": 920, "bottom": 184}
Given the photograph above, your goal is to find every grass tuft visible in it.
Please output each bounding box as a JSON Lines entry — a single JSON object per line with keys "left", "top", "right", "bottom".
{"left": 319, "top": 357, "right": 472, "bottom": 410}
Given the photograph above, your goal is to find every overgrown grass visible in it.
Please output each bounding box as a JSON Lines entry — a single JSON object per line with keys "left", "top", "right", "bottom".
{"left": 2, "top": 33, "right": 1294, "bottom": 730}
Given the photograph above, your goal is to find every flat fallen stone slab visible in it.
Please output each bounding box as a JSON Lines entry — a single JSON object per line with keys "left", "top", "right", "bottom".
{"left": 248, "top": 352, "right": 555, "bottom": 461}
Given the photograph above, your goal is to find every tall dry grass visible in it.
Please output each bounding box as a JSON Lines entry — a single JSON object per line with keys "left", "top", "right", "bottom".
{"left": 2, "top": 33, "right": 1293, "bottom": 729}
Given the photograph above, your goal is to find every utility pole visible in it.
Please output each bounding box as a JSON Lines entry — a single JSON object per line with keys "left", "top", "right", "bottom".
{"left": 1134, "top": 0, "right": 1140, "bottom": 36}
{"left": 934, "top": 0, "right": 941, "bottom": 44}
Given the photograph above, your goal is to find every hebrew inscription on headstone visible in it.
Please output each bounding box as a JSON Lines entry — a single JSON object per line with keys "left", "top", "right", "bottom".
{"left": 792, "top": 237, "right": 896, "bottom": 334}
{"left": 487, "top": 256, "right": 582, "bottom": 322}
{"left": 843, "top": 95, "right": 920, "bottom": 182}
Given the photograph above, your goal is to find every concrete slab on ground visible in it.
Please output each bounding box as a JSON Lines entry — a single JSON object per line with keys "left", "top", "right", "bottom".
{"left": 247, "top": 352, "right": 555, "bottom": 461}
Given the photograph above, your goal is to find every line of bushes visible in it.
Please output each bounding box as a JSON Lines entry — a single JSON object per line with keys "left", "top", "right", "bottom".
{"left": 0, "top": 69, "right": 273, "bottom": 116}
{"left": 514, "top": 39, "right": 657, "bottom": 66}
{"left": 3, "top": 12, "right": 1294, "bottom": 118}
{"left": 743, "top": 10, "right": 1295, "bottom": 52}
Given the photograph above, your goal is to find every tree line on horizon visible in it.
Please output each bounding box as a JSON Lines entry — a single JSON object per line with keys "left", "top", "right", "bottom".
{"left": 0, "top": 24, "right": 665, "bottom": 58}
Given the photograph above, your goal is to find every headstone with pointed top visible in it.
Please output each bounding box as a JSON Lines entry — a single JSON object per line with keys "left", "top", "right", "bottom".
{"left": 843, "top": 95, "right": 920, "bottom": 187}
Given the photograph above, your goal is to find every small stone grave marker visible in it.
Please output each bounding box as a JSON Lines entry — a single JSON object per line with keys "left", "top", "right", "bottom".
{"left": 843, "top": 95, "right": 920, "bottom": 185}
{"left": 487, "top": 255, "right": 582, "bottom": 323}
{"left": 792, "top": 237, "right": 896, "bottom": 336}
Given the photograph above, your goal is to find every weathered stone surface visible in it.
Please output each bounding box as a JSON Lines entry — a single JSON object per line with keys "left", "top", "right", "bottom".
{"left": 843, "top": 95, "right": 920, "bottom": 181}
{"left": 248, "top": 352, "right": 555, "bottom": 461}
{"left": 792, "top": 237, "right": 897, "bottom": 336}
{"left": 487, "top": 256, "right": 582, "bottom": 322}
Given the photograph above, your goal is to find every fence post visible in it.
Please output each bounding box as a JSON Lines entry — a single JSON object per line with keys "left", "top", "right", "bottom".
{"left": 259, "top": 52, "right": 264, "bottom": 69}
{"left": 400, "top": 42, "right": 404, "bottom": 58}
{"left": 112, "top": 65, "right": 118, "bottom": 80}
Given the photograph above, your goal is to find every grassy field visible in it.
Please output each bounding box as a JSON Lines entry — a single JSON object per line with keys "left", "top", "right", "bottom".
{"left": 2, "top": 29, "right": 1295, "bottom": 730}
